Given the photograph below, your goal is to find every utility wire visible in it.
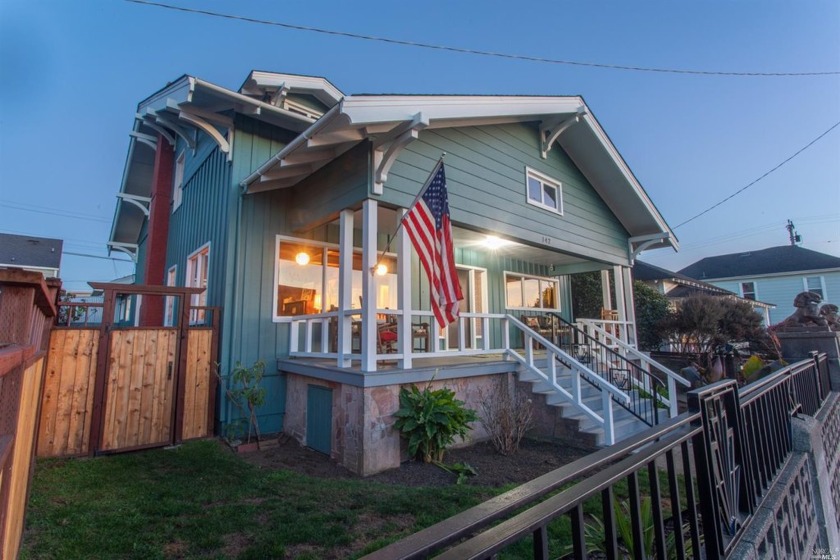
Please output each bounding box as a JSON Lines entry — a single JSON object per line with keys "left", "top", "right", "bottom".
{"left": 673, "top": 121, "right": 840, "bottom": 229}
{"left": 0, "top": 201, "right": 111, "bottom": 223}
{"left": 63, "top": 251, "right": 133, "bottom": 263}
{"left": 125, "top": 0, "right": 840, "bottom": 77}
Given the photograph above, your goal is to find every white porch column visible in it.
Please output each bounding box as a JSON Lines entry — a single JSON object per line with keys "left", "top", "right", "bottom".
{"left": 337, "top": 209, "right": 354, "bottom": 367}
{"left": 621, "top": 266, "right": 638, "bottom": 347}
{"left": 397, "top": 208, "right": 412, "bottom": 368}
{"left": 361, "top": 199, "right": 378, "bottom": 372}
{"left": 600, "top": 269, "right": 613, "bottom": 312}
{"left": 613, "top": 265, "right": 627, "bottom": 322}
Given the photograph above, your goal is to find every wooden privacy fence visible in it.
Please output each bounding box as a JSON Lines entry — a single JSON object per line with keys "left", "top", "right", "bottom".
{"left": 37, "top": 283, "right": 219, "bottom": 458}
{"left": 0, "top": 269, "right": 58, "bottom": 560}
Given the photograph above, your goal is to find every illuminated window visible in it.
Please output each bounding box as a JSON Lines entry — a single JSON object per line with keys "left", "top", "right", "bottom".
{"left": 274, "top": 237, "right": 397, "bottom": 320}
{"left": 505, "top": 272, "right": 559, "bottom": 310}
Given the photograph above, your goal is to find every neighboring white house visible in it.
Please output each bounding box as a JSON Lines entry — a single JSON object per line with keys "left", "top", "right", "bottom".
{"left": 634, "top": 260, "right": 775, "bottom": 324}
{"left": 679, "top": 245, "right": 840, "bottom": 325}
{"left": 0, "top": 233, "right": 63, "bottom": 279}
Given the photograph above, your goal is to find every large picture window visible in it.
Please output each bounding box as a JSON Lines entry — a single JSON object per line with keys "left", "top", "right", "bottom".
{"left": 274, "top": 237, "right": 397, "bottom": 320}
{"left": 504, "top": 272, "right": 559, "bottom": 310}
{"left": 525, "top": 168, "right": 563, "bottom": 214}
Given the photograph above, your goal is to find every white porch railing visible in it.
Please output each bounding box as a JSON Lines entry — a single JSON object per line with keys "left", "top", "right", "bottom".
{"left": 576, "top": 318, "right": 691, "bottom": 418}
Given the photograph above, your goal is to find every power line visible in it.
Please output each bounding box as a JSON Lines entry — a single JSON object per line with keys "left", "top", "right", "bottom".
{"left": 125, "top": 0, "right": 840, "bottom": 78}
{"left": 673, "top": 121, "right": 840, "bottom": 229}
{"left": 0, "top": 201, "right": 111, "bottom": 223}
{"left": 63, "top": 251, "right": 134, "bottom": 263}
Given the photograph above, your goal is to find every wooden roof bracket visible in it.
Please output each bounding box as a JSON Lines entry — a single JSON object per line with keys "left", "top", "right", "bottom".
{"left": 628, "top": 232, "right": 672, "bottom": 264}
{"left": 107, "top": 242, "right": 139, "bottom": 262}
{"left": 178, "top": 109, "right": 231, "bottom": 154}
{"left": 540, "top": 107, "right": 587, "bottom": 159}
{"left": 137, "top": 114, "right": 176, "bottom": 147}
{"left": 129, "top": 131, "right": 158, "bottom": 151}
{"left": 372, "top": 112, "right": 429, "bottom": 194}
{"left": 117, "top": 193, "right": 151, "bottom": 217}
{"left": 145, "top": 109, "right": 196, "bottom": 152}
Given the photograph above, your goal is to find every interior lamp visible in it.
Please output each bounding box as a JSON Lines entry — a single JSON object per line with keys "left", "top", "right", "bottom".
{"left": 374, "top": 263, "right": 388, "bottom": 276}
{"left": 295, "top": 252, "right": 310, "bottom": 266}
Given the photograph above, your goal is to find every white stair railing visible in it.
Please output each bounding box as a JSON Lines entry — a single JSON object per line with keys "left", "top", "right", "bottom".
{"left": 577, "top": 319, "right": 690, "bottom": 418}
{"left": 506, "top": 315, "right": 629, "bottom": 445}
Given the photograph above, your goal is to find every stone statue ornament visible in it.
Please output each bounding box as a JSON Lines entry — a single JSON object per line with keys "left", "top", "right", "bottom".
{"left": 819, "top": 303, "right": 839, "bottom": 330}
{"left": 776, "top": 291, "right": 830, "bottom": 331}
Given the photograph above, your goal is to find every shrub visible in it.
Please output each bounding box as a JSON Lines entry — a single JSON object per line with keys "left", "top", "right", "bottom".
{"left": 478, "top": 378, "right": 533, "bottom": 456}
{"left": 220, "top": 360, "right": 267, "bottom": 444}
{"left": 633, "top": 280, "right": 672, "bottom": 351}
{"left": 393, "top": 383, "right": 478, "bottom": 463}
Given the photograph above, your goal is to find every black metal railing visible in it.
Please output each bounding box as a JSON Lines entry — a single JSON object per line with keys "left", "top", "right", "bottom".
{"left": 363, "top": 352, "right": 832, "bottom": 560}
{"left": 551, "top": 313, "right": 667, "bottom": 427}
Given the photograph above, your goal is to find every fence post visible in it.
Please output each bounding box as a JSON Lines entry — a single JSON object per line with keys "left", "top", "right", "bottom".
{"left": 688, "top": 379, "right": 751, "bottom": 559}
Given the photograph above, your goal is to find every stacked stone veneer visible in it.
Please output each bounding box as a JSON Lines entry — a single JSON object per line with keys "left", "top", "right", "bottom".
{"left": 283, "top": 372, "right": 497, "bottom": 476}
{"left": 731, "top": 392, "right": 840, "bottom": 559}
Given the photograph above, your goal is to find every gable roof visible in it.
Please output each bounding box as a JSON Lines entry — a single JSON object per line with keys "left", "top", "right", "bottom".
{"left": 679, "top": 245, "right": 840, "bottom": 280}
{"left": 242, "top": 93, "right": 677, "bottom": 251}
{"left": 0, "top": 233, "right": 63, "bottom": 272}
{"left": 634, "top": 260, "right": 774, "bottom": 308}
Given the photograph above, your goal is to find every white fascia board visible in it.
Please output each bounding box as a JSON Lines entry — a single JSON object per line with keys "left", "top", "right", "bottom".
{"left": 340, "top": 95, "right": 585, "bottom": 126}
{"left": 574, "top": 111, "right": 677, "bottom": 250}
{"left": 246, "top": 71, "right": 344, "bottom": 105}
{"left": 191, "top": 77, "right": 316, "bottom": 126}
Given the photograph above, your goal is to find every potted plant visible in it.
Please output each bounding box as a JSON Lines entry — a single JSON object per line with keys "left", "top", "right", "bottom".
{"left": 219, "top": 360, "right": 267, "bottom": 452}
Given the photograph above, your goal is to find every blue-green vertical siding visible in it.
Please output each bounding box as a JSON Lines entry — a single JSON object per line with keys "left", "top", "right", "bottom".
{"left": 306, "top": 385, "right": 333, "bottom": 454}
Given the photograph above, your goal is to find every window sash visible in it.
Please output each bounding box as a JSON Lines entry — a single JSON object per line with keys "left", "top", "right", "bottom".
{"left": 525, "top": 169, "right": 562, "bottom": 213}
{"left": 504, "top": 272, "right": 560, "bottom": 311}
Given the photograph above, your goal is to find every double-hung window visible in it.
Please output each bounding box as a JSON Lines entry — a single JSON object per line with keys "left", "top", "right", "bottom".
{"left": 740, "top": 281, "right": 756, "bottom": 301}
{"left": 186, "top": 244, "right": 210, "bottom": 324}
{"left": 525, "top": 168, "right": 563, "bottom": 214}
{"left": 804, "top": 276, "right": 825, "bottom": 299}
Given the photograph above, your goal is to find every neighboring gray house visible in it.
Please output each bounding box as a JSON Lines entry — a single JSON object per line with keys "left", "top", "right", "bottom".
{"left": 634, "top": 260, "right": 774, "bottom": 324}
{"left": 679, "top": 245, "right": 840, "bottom": 325}
{"left": 0, "top": 233, "right": 63, "bottom": 278}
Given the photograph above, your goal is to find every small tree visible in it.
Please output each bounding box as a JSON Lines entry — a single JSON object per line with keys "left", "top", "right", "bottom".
{"left": 632, "top": 281, "right": 672, "bottom": 351}
{"left": 220, "top": 361, "right": 267, "bottom": 444}
{"left": 571, "top": 271, "right": 604, "bottom": 319}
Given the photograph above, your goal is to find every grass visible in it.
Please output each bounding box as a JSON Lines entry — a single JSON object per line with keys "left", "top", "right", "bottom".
{"left": 21, "top": 440, "right": 503, "bottom": 560}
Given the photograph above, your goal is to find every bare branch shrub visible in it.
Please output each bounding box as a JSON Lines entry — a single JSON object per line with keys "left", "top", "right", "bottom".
{"left": 478, "top": 377, "right": 533, "bottom": 456}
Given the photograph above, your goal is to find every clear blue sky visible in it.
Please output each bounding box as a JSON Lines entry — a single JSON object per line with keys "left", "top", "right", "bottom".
{"left": 1, "top": 0, "right": 838, "bottom": 292}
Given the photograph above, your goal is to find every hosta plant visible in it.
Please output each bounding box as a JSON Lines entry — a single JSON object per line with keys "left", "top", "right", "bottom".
{"left": 393, "top": 382, "right": 478, "bottom": 463}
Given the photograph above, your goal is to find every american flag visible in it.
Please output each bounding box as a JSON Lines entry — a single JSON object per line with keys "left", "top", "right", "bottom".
{"left": 403, "top": 161, "right": 463, "bottom": 328}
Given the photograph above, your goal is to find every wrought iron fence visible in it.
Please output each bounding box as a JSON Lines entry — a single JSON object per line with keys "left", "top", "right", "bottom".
{"left": 362, "top": 351, "right": 832, "bottom": 560}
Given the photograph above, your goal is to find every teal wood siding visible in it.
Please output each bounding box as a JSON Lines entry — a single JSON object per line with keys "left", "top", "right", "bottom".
{"left": 286, "top": 142, "right": 370, "bottom": 231}
{"left": 306, "top": 385, "right": 333, "bottom": 454}
{"left": 381, "top": 124, "right": 631, "bottom": 265}
{"left": 712, "top": 270, "right": 840, "bottom": 325}
{"left": 166, "top": 148, "right": 231, "bottom": 311}
{"left": 222, "top": 116, "right": 300, "bottom": 435}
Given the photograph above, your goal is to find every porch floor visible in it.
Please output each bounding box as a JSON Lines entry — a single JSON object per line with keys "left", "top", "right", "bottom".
{"left": 277, "top": 353, "right": 520, "bottom": 388}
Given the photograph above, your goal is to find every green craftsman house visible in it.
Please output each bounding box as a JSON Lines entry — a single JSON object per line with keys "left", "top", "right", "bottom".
{"left": 108, "top": 70, "right": 687, "bottom": 475}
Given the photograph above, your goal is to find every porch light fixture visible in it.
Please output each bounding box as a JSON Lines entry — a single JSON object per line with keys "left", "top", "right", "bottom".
{"left": 295, "top": 251, "right": 310, "bottom": 266}
{"left": 483, "top": 235, "right": 510, "bottom": 249}
{"left": 374, "top": 263, "right": 388, "bottom": 276}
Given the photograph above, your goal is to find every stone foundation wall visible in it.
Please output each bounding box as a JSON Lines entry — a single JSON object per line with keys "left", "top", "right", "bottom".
{"left": 731, "top": 392, "right": 840, "bottom": 559}
{"left": 283, "top": 372, "right": 500, "bottom": 476}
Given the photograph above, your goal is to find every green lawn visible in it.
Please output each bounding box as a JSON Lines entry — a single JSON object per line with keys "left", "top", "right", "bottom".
{"left": 21, "top": 441, "right": 502, "bottom": 560}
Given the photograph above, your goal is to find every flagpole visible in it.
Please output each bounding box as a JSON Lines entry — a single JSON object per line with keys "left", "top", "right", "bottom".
{"left": 370, "top": 153, "right": 445, "bottom": 274}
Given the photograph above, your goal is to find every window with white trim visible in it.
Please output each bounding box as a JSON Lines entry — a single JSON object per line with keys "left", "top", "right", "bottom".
{"left": 740, "top": 281, "right": 756, "bottom": 301}
{"left": 165, "top": 265, "right": 177, "bottom": 327}
{"left": 172, "top": 151, "right": 185, "bottom": 211}
{"left": 273, "top": 237, "right": 397, "bottom": 321}
{"left": 504, "top": 272, "right": 560, "bottom": 310}
{"left": 804, "top": 276, "right": 825, "bottom": 299}
{"left": 186, "top": 244, "right": 209, "bottom": 324}
{"left": 525, "top": 168, "right": 563, "bottom": 214}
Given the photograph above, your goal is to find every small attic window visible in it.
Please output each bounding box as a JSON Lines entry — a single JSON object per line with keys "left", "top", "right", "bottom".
{"left": 525, "top": 168, "right": 563, "bottom": 214}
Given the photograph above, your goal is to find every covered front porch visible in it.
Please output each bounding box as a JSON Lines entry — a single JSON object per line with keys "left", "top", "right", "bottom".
{"left": 279, "top": 199, "right": 643, "bottom": 372}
